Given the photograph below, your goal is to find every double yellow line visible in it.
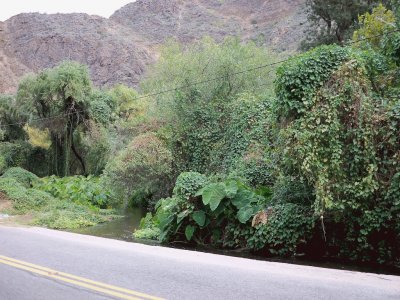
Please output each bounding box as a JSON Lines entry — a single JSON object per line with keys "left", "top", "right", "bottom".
{"left": 0, "top": 255, "right": 164, "bottom": 300}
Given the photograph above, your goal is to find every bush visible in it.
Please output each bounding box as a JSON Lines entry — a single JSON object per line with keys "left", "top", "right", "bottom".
{"left": 139, "top": 173, "right": 270, "bottom": 245}
{"left": 0, "top": 177, "right": 52, "bottom": 213}
{"left": 275, "top": 45, "right": 350, "bottom": 119}
{"left": 172, "top": 172, "right": 208, "bottom": 199}
{"left": 273, "top": 41, "right": 400, "bottom": 264}
{"left": 247, "top": 204, "right": 315, "bottom": 256}
{"left": 0, "top": 174, "right": 117, "bottom": 228}
{"left": 142, "top": 39, "right": 278, "bottom": 179}
{"left": 272, "top": 176, "right": 315, "bottom": 206}
{"left": 1, "top": 167, "right": 38, "bottom": 188}
{"left": 133, "top": 213, "right": 161, "bottom": 240}
{"left": 103, "top": 133, "right": 173, "bottom": 207}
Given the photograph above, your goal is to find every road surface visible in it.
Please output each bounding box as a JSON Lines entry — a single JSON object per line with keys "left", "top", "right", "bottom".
{"left": 0, "top": 225, "right": 399, "bottom": 300}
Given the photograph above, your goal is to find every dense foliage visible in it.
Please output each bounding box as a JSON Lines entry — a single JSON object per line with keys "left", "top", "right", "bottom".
{"left": 34, "top": 176, "right": 113, "bottom": 209}
{"left": 102, "top": 133, "right": 173, "bottom": 207}
{"left": 0, "top": 169, "right": 115, "bottom": 228}
{"left": 141, "top": 38, "right": 277, "bottom": 180}
{"left": 135, "top": 172, "right": 268, "bottom": 243}
{"left": 1, "top": 4, "right": 399, "bottom": 267}
{"left": 274, "top": 7, "right": 400, "bottom": 264}
{"left": 302, "top": 0, "right": 390, "bottom": 49}
{"left": 133, "top": 6, "right": 400, "bottom": 266}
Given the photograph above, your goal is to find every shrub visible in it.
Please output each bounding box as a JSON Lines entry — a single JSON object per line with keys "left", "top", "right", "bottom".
{"left": 133, "top": 213, "right": 161, "bottom": 240}
{"left": 0, "top": 174, "right": 117, "bottom": 228}
{"left": 0, "top": 177, "right": 52, "bottom": 213}
{"left": 275, "top": 45, "right": 350, "bottom": 119}
{"left": 142, "top": 39, "right": 278, "bottom": 179}
{"left": 274, "top": 42, "right": 400, "bottom": 263}
{"left": 224, "top": 203, "right": 316, "bottom": 256}
{"left": 272, "top": 175, "right": 315, "bottom": 206}
{"left": 1, "top": 167, "right": 38, "bottom": 188}
{"left": 172, "top": 172, "right": 208, "bottom": 199}
{"left": 247, "top": 204, "right": 315, "bottom": 256}
{"left": 140, "top": 173, "right": 270, "bottom": 245}
{"left": 103, "top": 133, "right": 173, "bottom": 207}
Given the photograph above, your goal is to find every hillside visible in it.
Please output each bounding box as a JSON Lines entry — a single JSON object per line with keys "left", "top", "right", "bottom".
{"left": 0, "top": 0, "right": 306, "bottom": 94}
{"left": 111, "top": 0, "right": 306, "bottom": 48}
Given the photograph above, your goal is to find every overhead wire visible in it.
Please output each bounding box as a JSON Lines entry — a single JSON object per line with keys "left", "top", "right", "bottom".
{"left": 0, "top": 110, "right": 86, "bottom": 128}
{"left": 1, "top": 28, "right": 399, "bottom": 128}
{"left": 133, "top": 28, "right": 400, "bottom": 100}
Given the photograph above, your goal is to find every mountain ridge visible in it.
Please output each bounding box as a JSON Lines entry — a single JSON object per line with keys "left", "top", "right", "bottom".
{"left": 0, "top": 0, "right": 306, "bottom": 94}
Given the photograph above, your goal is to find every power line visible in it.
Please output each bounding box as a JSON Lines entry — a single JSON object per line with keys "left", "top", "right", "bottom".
{"left": 135, "top": 59, "right": 287, "bottom": 100}
{"left": 1, "top": 28, "right": 399, "bottom": 128}
{"left": 134, "top": 28, "right": 400, "bottom": 100}
{"left": 0, "top": 110, "right": 85, "bottom": 128}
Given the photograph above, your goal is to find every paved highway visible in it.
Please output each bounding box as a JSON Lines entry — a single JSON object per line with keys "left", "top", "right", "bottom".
{"left": 0, "top": 225, "right": 399, "bottom": 300}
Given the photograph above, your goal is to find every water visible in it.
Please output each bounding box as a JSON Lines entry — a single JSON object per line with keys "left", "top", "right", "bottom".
{"left": 71, "top": 207, "right": 400, "bottom": 275}
{"left": 73, "top": 207, "right": 145, "bottom": 241}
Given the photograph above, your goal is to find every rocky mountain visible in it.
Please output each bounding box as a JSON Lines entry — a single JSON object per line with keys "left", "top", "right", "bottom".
{"left": 0, "top": 0, "right": 306, "bottom": 94}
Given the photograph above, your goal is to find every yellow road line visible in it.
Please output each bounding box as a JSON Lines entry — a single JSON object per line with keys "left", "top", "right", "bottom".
{"left": 0, "top": 255, "right": 164, "bottom": 300}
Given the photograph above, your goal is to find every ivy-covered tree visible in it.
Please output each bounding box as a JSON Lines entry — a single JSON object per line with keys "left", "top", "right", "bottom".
{"left": 16, "top": 61, "right": 115, "bottom": 176}
{"left": 275, "top": 33, "right": 400, "bottom": 262}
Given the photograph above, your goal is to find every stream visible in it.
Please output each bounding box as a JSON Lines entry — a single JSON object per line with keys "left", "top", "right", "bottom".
{"left": 72, "top": 207, "right": 145, "bottom": 241}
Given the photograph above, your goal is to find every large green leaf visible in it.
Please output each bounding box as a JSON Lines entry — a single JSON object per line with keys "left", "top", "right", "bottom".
{"left": 185, "top": 225, "right": 196, "bottom": 241}
{"left": 213, "top": 200, "right": 227, "bottom": 218}
{"left": 157, "top": 212, "right": 174, "bottom": 230}
{"left": 195, "top": 187, "right": 204, "bottom": 197}
{"left": 237, "top": 205, "right": 256, "bottom": 224}
{"left": 224, "top": 180, "right": 238, "bottom": 198}
{"left": 201, "top": 183, "right": 226, "bottom": 211}
{"left": 159, "top": 226, "right": 171, "bottom": 242}
{"left": 192, "top": 210, "right": 206, "bottom": 227}
{"left": 231, "top": 188, "right": 253, "bottom": 209}
{"left": 177, "top": 209, "right": 190, "bottom": 224}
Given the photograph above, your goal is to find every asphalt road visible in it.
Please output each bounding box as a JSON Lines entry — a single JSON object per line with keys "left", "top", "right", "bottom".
{"left": 0, "top": 226, "right": 399, "bottom": 300}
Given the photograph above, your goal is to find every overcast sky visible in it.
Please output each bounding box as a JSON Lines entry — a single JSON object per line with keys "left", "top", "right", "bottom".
{"left": 0, "top": 0, "right": 135, "bottom": 21}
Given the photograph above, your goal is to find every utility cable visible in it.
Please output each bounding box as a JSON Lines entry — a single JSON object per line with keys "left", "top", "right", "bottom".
{"left": 1, "top": 28, "right": 399, "bottom": 128}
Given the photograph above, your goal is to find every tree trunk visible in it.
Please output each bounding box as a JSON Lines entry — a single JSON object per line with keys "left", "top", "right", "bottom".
{"left": 71, "top": 135, "right": 86, "bottom": 175}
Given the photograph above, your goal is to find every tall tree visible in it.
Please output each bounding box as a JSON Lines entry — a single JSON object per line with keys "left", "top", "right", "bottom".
{"left": 301, "top": 0, "right": 386, "bottom": 49}
{"left": 16, "top": 61, "right": 115, "bottom": 176}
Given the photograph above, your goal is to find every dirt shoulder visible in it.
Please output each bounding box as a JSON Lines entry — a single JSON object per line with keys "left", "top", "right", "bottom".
{"left": 0, "top": 192, "right": 12, "bottom": 211}
{"left": 0, "top": 192, "right": 33, "bottom": 226}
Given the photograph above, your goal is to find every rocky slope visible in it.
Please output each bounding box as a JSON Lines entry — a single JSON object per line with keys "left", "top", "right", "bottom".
{"left": 0, "top": 0, "right": 306, "bottom": 94}
{"left": 0, "top": 13, "right": 154, "bottom": 94}
{"left": 111, "top": 0, "right": 306, "bottom": 49}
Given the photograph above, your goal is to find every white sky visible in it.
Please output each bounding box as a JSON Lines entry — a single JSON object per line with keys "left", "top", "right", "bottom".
{"left": 0, "top": 0, "right": 136, "bottom": 21}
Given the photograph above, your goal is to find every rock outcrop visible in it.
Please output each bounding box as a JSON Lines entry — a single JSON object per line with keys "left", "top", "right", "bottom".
{"left": 0, "top": 0, "right": 307, "bottom": 93}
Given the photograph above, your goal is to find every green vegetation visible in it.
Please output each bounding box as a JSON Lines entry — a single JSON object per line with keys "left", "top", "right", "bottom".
{"left": 0, "top": 169, "right": 116, "bottom": 229}
{"left": 134, "top": 9, "right": 400, "bottom": 266}
{"left": 301, "top": 0, "right": 392, "bottom": 49}
{"left": 34, "top": 176, "right": 113, "bottom": 209}
{"left": 0, "top": 6, "right": 399, "bottom": 267}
